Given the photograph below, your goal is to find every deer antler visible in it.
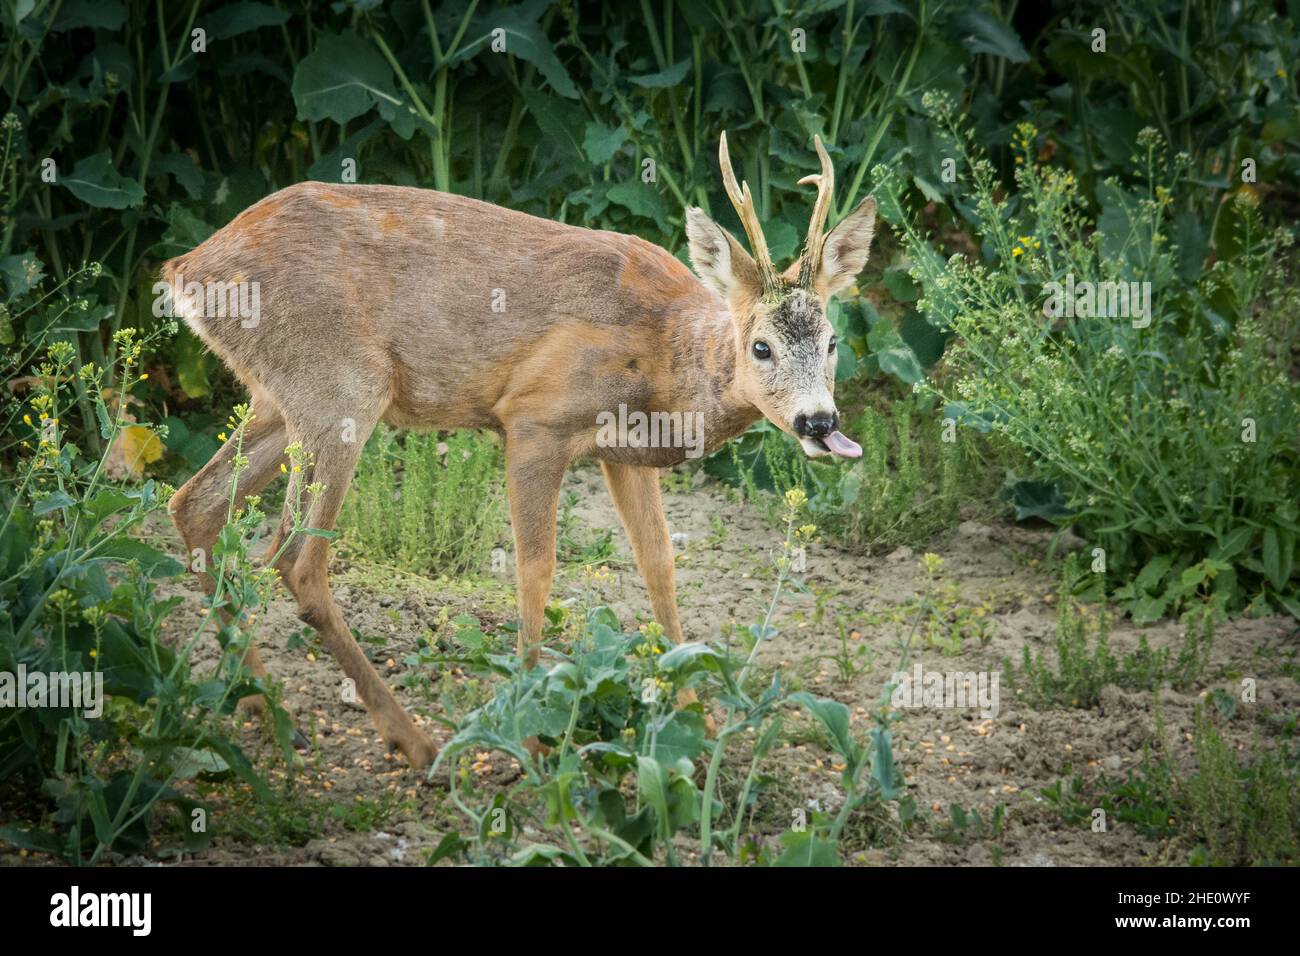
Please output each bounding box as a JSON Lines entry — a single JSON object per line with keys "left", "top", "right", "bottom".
{"left": 796, "top": 134, "right": 834, "bottom": 290}
{"left": 718, "top": 131, "right": 782, "bottom": 296}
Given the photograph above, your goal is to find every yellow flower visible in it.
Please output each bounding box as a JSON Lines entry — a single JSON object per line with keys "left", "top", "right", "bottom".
{"left": 280, "top": 463, "right": 288, "bottom": 473}
{"left": 140, "top": 373, "right": 149, "bottom": 380}
{"left": 1011, "top": 247, "right": 1023, "bottom": 257}
{"left": 217, "top": 432, "right": 227, "bottom": 442}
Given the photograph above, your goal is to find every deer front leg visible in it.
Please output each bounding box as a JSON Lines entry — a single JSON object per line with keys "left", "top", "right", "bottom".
{"left": 601, "top": 462, "right": 710, "bottom": 730}
{"left": 600, "top": 461, "right": 683, "bottom": 642}
{"left": 506, "top": 430, "right": 570, "bottom": 668}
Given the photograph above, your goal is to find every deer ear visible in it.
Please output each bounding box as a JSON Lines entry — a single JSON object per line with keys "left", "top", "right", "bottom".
{"left": 814, "top": 197, "right": 877, "bottom": 299}
{"left": 686, "top": 207, "right": 761, "bottom": 299}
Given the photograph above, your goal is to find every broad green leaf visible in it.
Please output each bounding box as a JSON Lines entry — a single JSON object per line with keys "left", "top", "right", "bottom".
{"left": 657, "top": 642, "right": 725, "bottom": 675}
{"left": 630, "top": 58, "right": 691, "bottom": 88}
{"left": 774, "top": 829, "right": 839, "bottom": 866}
{"left": 0, "top": 252, "right": 44, "bottom": 302}
{"left": 1134, "top": 554, "right": 1175, "bottom": 593}
{"left": 636, "top": 755, "right": 672, "bottom": 843}
{"left": 53, "top": 0, "right": 125, "bottom": 31}
{"left": 454, "top": 3, "right": 577, "bottom": 98}
{"left": 951, "top": 11, "right": 1029, "bottom": 62}
{"left": 789, "top": 692, "right": 856, "bottom": 766}
{"left": 1211, "top": 525, "right": 1254, "bottom": 562}
{"left": 646, "top": 710, "right": 707, "bottom": 765}
{"left": 1262, "top": 527, "right": 1290, "bottom": 590}
{"left": 62, "top": 151, "right": 145, "bottom": 209}
{"left": 94, "top": 538, "right": 185, "bottom": 578}
{"left": 582, "top": 122, "right": 627, "bottom": 165}
{"left": 204, "top": 1, "right": 289, "bottom": 41}
{"left": 606, "top": 180, "right": 670, "bottom": 228}
{"left": 291, "top": 33, "right": 403, "bottom": 125}
{"left": 33, "top": 490, "right": 77, "bottom": 515}
{"left": 155, "top": 153, "right": 204, "bottom": 199}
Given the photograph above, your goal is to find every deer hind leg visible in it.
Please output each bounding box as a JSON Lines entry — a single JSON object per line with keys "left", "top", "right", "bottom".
{"left": 169, "top": 402, "right": 288, "bottom": 715}
{"left": 505, "top": 427, "right": 570, "bottom": 668}
{"left": 272, "top": 412, "right": 437, "bottom": 770}
{"left": 600, "top": 462, "right": 683, "bottom": 642}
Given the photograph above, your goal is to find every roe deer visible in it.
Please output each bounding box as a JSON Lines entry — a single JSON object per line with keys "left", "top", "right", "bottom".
{"left": 165, "top": 132, "right": 877, "bottom": 768}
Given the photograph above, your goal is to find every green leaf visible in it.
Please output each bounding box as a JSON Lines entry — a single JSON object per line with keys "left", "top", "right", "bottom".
{"left": 62, "top": 151, "right": 145, "bottom": 209}
{"left": 582, "top": 122, "right": 627, "bottom": 165}
{"left": 454, "top": 4, "right": 577, "bottom": 99}
{"left": 1134, "top": 554, "right": 1175, "bottom": 593}
{"left": 774, "top": 829, "right": 839, "bottom": 866}
{"left": 998, "top": 477, "right": 1072, "bottom": 521}
{"left": 291, "top": 33, "right": 403, "bottom": 125}
{"left": 606, "top": 180, "right": 669, "bottom": 228}
{"left": 428, "top": 831, "right": 469, "bottom": 864}
{"left": 636, "top": 755, "right": 672, "bottom": 843}
{"left": 155, "top": 153, "right": 204, "bottom": 199}
{"left": 83, "top": 488, "right": 134, "bottom": 527}
{"left": 204, "top": 1, "right": 290, "bottom": 41}
{"left": 789, "top": 692, "right": 856, "bottom": 767}
{"left": 952, "top": 11, "right": 1029, "bottom": 62}
{"left": 94, "top": 539, "right": 185, "bottom": 578}
{"left": 1211, "top": 525, "right": 1254, "bottom": 562}
{"left": 871, "top": 726, "right": 900, "bottom": 799}
{"left": 33, "top": 490, "right": 77, "bottom": 515}
{"left": 630, "top": 58, "right": 691, "bottom": 88}
{"left": 53, "top": 0, "right": 126, "bottom": 32}
{"left": 0, "top": 252, "right": 44, "bottom": 302}
{"left": 657, "top": 641, "right": 725, "bottom": 676}
{"left": 170, "top": 747, "right": 231, "bottom": 780}
{"left": 1262, "top": 527, "right": 1291, "bottom": 590}
{"left": 646, "top": 710, "right": 707, "bottom": 765}
{"left": 521, "top": 88, "right": 586, "bottom": 162}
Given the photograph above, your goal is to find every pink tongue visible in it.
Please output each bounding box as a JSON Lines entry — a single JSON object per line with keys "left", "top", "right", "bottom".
{"left": 824, "top": 430, "right": 862, "bottom": 458}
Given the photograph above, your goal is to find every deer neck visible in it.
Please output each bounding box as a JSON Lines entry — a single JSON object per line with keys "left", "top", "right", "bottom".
{"left": 657, "top": 293, "right": 760, "bottom": 455}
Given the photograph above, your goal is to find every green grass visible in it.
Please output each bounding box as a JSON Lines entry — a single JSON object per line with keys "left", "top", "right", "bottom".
{"left": 1004, "top": 558, "right": 1216, "bottom": 709}
{"left": 338, "top": 427, "right": 508, "bottom": 578}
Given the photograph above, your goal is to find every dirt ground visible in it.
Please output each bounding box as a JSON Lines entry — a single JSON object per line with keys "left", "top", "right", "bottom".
{"left": 7, "top": 463, "right": 1296, "bottom": 866}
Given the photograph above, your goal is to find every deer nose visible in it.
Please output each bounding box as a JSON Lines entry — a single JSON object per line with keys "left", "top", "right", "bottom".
{"left": 794, "top": 411, "right": 837, "bottom": 439}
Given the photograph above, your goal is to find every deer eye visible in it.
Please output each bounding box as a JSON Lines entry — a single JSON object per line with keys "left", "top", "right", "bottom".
{"left": 828, "top": 336, "right": 837, "bottom": 354}
{"left": 752, "top": 341, "right": 772, "bottom": 361}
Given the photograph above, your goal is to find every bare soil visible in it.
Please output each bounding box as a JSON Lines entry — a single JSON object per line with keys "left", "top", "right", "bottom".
{"left": 5, "top": 464, "right": 1295, "bottom": 866}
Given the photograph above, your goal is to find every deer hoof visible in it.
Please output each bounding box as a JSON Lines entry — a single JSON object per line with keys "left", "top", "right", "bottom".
{"left": 393, "top": 732, "right": 438, "bottom": 770}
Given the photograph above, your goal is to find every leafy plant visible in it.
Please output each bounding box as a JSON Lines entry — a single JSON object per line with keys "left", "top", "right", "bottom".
{"left": 0, "top": 313, "right": 303, "bottom": 863}
{"left": 888, "top": 96, "right": 1300, "bottom": 617}
{"left": 338, "top": 427, "right": 507, "bottom": 578}
{"left": 1004, "top": 556, "right": 1215, "bottom": 709}
{"left": 426, "top": 489, "right": 908, "bottom": 866}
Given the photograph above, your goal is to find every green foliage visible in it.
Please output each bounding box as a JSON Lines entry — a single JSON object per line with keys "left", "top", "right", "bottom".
{"left": 427, "top": 494, "right": 907, "bottom": 866}
{"left": 0, "top": 307, "right": 299, "bottom": 863}
{"left": 1091, "top": 709, "right": 1299, "bottom": 866}
{"left": 714, "top": 402, "right": 983, "bottom": 552}
{"left": 890, "top": 97, "right": 1300, "bottom": 617}
{"left": 1005, "top": 557, "right": 1216, "bottom": 709}
{"left": 338, "top": 427, "right": 507, "bottom": 577}
{"left": 851, "top": 553, "right": 994, "bottom": 656}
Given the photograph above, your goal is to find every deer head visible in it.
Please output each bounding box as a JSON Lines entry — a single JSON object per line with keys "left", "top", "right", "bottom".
{"left": 686, "top": 132, "right": 877, "bottom": 459}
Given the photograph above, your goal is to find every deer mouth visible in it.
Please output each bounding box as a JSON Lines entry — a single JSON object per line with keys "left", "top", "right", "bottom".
{"left": 799, "top": 431, "right": 863, "bottom": 459}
